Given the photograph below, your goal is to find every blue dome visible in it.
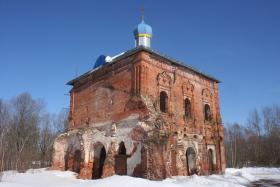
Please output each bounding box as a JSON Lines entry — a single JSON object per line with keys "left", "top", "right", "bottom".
{"left": 133, "top": 20, "right": 152, "bottom": 37}
{"left": 93, "top": 55, "right": 106, "bottom": 69}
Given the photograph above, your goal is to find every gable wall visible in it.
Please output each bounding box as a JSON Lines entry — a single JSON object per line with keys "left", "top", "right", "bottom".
{"left": 69, "top": 53, "right": 143, "bottom": 128}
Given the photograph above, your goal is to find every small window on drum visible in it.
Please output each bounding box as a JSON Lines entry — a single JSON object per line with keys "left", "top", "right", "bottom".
{"left": 160, "top": 91, "right": 168, "bottom": 113}
{"left": 184, "top": 98, "right": 192, "bottom": 118}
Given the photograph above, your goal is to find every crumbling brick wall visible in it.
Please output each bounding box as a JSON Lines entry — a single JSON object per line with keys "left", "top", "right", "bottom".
{"left": 52, "top": 49, "right": 226, "bottom": 180}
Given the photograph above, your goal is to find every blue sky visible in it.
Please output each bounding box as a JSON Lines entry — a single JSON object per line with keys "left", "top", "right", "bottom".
{"left": 0, "top": 0, "right": 280, "bottom": 125}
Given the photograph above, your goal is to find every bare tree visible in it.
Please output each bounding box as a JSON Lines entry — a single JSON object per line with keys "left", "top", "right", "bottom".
{"left": 247, "top": 110, "right": 262, "bottom": 164}
{"left": 54, "top": 109, "right": 68, "bottom": 133}
{"left": 0, "top": 93, "right": 69, "bottom": 172}
{"left": 225, "top": 105, "right": 280, "bottom": 168}
{"left": 225, "top": 123, "right": 247, "bottom": 168}
{"left": 38, "top": 112, "right": 67, "bottom": 167}
{"left": 0, "top": 99, "right": 11, "bottom": 174}
{"left": 262, "top": 105, "right": 280, "bottom": 165}
{"left": 9, "top": 93, "right": 42, "bottom": 170}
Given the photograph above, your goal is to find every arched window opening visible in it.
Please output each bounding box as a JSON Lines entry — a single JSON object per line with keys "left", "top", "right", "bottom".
{"left": 204, "top": 104, "right": 212, "bottom": 121}
{"left": 115, "top": 142, "right": 127, "bottom": 175}
{"left": 92, "top": 144, "right": 106, "bottom": 179}
{"left": 73, "top": 150, "right": 81, "bottom": 174}
{"left": 208, "top": 149, "right": 214, "bottom": 174}
{"left": 160, "top": 91, "right": 168, "bottom": 113}
{"left": 184, "top": 98, "right": 192, "bottom": 118}
{"left": 186, "top": 147, "right": 197, "bottom": 175}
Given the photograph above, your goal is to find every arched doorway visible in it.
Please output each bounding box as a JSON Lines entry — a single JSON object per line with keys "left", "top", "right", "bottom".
{"left": 208, "top": 149, "right": 214, "bottom": 174}
{"left": 186, "top": 147, "right": 197, "bottom": 175}
{"left": 73, "top": 150, "right": 81, "bottom": 173}
{"left": 92, "top": 144, "right": 106, "bottom": 179}
{"left": 115, "top": 142, "right": 127, "bottom": 175}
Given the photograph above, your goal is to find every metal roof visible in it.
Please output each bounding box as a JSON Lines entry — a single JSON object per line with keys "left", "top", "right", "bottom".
{"left": 67, "top": 46, "right": 220, "bottom": 85}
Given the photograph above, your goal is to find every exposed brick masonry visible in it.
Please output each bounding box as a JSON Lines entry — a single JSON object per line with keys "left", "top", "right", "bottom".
{"left": 52, "top": 48, "right": 226, "bottom": 180}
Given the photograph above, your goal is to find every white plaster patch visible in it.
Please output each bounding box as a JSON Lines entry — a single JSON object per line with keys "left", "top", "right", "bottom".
{"left": 127, "top": 143, "right": 142, "bottom": 175}
{"left": 53, "top": 117, "right": 144, "bottom": 175}
{"left": 53, "top": 138, "right": 68, "bottom": 166}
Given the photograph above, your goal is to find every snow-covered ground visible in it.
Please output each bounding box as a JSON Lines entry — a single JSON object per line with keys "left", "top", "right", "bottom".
{"left": 1, "top": 167, "right": 280, "bottom": 187}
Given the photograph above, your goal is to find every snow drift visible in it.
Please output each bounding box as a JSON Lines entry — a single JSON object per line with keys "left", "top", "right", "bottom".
{"left": 1, "top": 167, "right": 280, "bottom": 187}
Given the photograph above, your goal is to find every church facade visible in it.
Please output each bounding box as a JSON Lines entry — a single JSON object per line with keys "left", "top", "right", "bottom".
{"left": 52, "top": 19, "right": 226, "bottom": 180}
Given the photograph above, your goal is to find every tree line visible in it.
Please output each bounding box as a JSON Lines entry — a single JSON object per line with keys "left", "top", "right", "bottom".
{"left": 225, "top": 105, "right": 280, "bottom": 168}
{"left": 0, "top": 93, "right": 67, "bottom": 172}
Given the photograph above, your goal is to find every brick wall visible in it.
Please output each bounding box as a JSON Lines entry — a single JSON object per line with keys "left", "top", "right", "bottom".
{"left": 56, "top": 49, "right": 226, "bottom": 179}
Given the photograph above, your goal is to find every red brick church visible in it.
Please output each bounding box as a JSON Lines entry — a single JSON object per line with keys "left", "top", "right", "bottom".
{"left": 52, "top": 18, "right": 226, "bottom": 180}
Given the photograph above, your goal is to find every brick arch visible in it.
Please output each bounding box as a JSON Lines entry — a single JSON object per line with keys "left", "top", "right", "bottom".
{"left": 92, "top": 142, "right": 107, "bottom": 179}
{"left": 202, "top": 88, "right": 213, "bottom": 122}
{"left": 208, "top": 149, "right": 214, "bottom": 174}
{"left": 115, "top": 141, "right": 127, "bottom": 175}
{"left": 160, "top": 91, "right": 168, "bottom": 113}
{"left": 93, "top": 141, "right": 107, "bottom": 156}
{"left": 207, "top": 145, "right": 217, "bottom": 174}
{"left": 204, "top": 103, "right": 212, "bottom": 121}
{"left": 185, "top": 147, "right": 197, "bottom": 175}
{"left": 182, "top": 81, "right": 194, "bottom": 121}
{"left": 64, "top": 135, "right": 84, "bottom": 174}
{"left": 73, "top": 150, "right": 82, "bottom": 173}
{"left": 184, "top": 98, "right": 192, "bottom": 118}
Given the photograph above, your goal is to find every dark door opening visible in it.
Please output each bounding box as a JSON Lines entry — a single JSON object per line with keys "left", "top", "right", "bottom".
{"left": 92, "top": 146, "right": 106, "bottom": 179}
{"left": 73, "top": 150, "right": 81, "bottom": 173}
{"left": 208, "top": 149, "right": 214, "bottom": 174}
{"left": 64, "top": 154, "right": 69, "bottom": 171}
{"left": 115, "top": 142, "right": 127, "bottom": 175}
{"left": 186, "top": 147, "right": 197, "bottom": 175}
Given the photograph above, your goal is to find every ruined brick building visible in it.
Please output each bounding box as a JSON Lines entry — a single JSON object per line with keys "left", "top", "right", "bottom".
{"left": 52, "top": 19, "right": 226, "bottom": 180}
